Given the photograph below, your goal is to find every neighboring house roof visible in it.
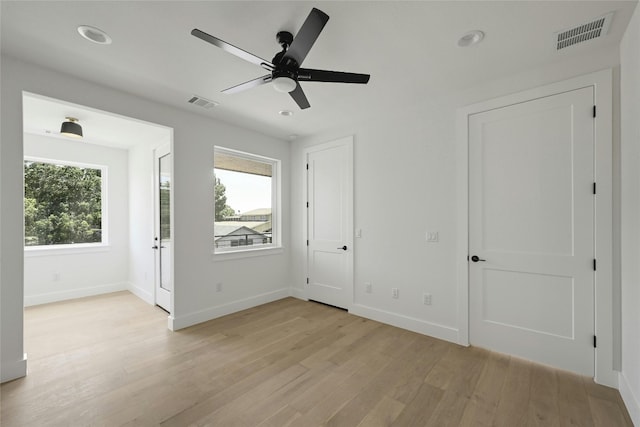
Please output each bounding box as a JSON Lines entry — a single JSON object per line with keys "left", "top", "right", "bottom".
{"left": 240, "top": 208, "right": 271, "bottom": 216}
{"left": 214, "top": 222, "right": 267, "bottom": 240}
{"left": 251, "top": 221, "right": 272, "bottom": 233}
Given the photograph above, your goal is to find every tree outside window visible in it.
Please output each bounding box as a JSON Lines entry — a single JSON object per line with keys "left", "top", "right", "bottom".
{"left": 24, "top": 160, "right": 104, "bottom": 246}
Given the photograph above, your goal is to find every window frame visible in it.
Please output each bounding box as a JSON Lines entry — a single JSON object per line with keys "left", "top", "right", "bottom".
{"left": 213, "top": 146, "right": 281, "bottom": 258}
{"left": 23, "top": 156, "right": 109, "bottom": 254}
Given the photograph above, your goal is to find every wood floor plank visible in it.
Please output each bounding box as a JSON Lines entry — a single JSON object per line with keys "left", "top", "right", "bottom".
{"left": 525, "top": 362, "right": 560, "bottom": 426}
{"left": 588, "top": 395, "right": 634, "bottom": 427}
{"left": 390, "top": 382, "right": 445, "bottom": 427}
{"left": 492, "top": 356, "right": 532, "bottom": 427}
{"left": 0, "top": 292, "right": 633, "bottom": 427}
{"left": 556, "top": 370, "right": 596, "bottom": 427}
{"left": 425, "top": 346, "right": 488, "bottom": 426}
{"left": 458, "top": 350, "right": 510, "bottom": 426}
{"left": 355, "top": 396, "right": 405, "bottom": 427}
{"left": 324, "top": 334, "right": 419, "bottom": 426}
{"left": 582, "top": 377, "right": 634, "bottom": 426}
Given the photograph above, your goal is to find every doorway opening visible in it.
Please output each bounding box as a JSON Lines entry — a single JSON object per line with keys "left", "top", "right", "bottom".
{"left": 22, "top": 92, "right": 174, "bottom": 319}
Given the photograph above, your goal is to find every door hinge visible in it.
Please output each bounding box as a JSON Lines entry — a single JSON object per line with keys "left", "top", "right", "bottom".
{"left": 306, "top": 239, "right": 309, "bottom": 246}
{"left": 306, "top": 163, "right": 309, "bottom": 170}
{"left": 306, "top": 277, "right": 309, "bottom": 284}
{"left": 593, "top": 335, "right": 597, "bottom": 348}
{"left": 306, "top": 202, "right": 309, "bottom": 208}
{"left": 593, "top": 182, "right": 596, "bottom": 195}
{"left": 593, "top": 105, "right": 597, "bottom": 118}
{"left": 593, "top": 259, "right": 597, "bottom": 271}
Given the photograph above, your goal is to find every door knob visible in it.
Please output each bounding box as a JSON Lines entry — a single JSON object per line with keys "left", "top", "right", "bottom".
{"left": 338, "top": 245, "right": 347, "bottom": 251}
{"left": 152, "top": 245, "right": 159, "bottom": 250}
{"left": 470, "top": 255, "right": 486, "bottom": 262}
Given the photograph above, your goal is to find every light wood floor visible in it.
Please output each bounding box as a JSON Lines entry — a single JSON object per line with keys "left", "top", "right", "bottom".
{"left": 0, "top": 292, "right": 633, "bottom": 426}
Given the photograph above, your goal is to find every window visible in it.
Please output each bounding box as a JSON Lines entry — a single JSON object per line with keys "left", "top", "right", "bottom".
{"left": 213, "top": 147, "right": 280, "bottom": 254}
{"left": 24, "top": 158, "right": 106, "bottom": 248}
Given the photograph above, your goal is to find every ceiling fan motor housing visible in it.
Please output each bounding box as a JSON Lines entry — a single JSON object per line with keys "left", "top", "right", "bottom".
{"left": 276, "top": 31, "right": 294, "bottom": 49}
{"left": 272, "top": 68, "right": 297, "bottom": 81}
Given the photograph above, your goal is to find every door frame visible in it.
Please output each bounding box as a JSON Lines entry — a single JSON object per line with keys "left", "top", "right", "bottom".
{"left": 456, "top": 69, "right": 614, "bottom": 386}
{"left": 302, "top": 136, "right": 354, "bottom": 311}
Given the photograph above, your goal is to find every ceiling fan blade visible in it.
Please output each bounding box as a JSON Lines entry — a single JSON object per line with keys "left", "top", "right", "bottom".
{"left": 222, "top": 75, "right": 272, "bottom": 94}
{"left": 298, "top": 68, "right": 370, "bottom": 84}
{"left": 282, "top": 8, "right": 329, "bottom": 66}
{"left": 191, "top": 29, "right": 274, "bottom": 70}
{"left": 289, "top": 82, "right": 310, "bottom": 109}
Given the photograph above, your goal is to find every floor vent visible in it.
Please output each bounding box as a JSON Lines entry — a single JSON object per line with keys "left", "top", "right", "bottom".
{"left": 188, "top": 95, "right": 219, "bottom": 109}
{"left": 555, "top": 12, "right": 613, "bottom": 50}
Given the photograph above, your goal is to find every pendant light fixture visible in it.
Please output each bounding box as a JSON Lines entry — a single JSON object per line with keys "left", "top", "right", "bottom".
{"left": 60, "top": 117, "right": 83, "bottom": 138}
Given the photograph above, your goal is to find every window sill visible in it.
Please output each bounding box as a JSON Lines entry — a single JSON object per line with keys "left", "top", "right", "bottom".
{"left": 24, "top": 244, "right": 111, "bottom": 257}
{"left": 213, "top": 246, "right": 284, "bottom": 261}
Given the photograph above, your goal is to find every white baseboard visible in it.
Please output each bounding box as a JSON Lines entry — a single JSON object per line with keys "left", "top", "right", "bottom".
{"left": 350, "top": 303, "right": 459, "bottom": 344}
{"left": 128, "top": 282, "right": 154, "bottom": 305}
{"left": 289, "top": 287, "right": 307, "bottom": 300}
{"left": 168, "top": 288, "right": 290, "bottom": 331}
{"left": 24, "top": 282, "right": 128, "bottom": 307}
{"left": 1, "top": 353, "right": 27, "bottom": 383}
{"left": 619, "top": 371, "right": 640, "bottom": 426}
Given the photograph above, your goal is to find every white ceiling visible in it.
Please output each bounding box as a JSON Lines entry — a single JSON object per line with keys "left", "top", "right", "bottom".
{"left": 23, "top": 92, "right": 172, "bottom": 149}
{"left": 2, "top": 1, "right": 637, "bottom": 142}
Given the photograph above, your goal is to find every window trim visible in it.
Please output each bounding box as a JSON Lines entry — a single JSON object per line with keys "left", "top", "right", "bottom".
{"left": 213, "top": 146, "right": 281, "bottom": 257}
{"left": 23, "top": 156, "right": 109, "bottom": 251}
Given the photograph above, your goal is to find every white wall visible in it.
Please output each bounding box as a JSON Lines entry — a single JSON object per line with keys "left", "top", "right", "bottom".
{"left": 128, "top": 142, "right": 157, "bottom": 304}
{"left": 23, "top": 133, "right": 129, "bottom": 306}
{"left": 291, "top": 46, "right": 621, "bottom": 345}
{"left": 619, "top": 4, "right": 640, "bottom": 424}
{"left": 0, "top": 55, "right": 291, "bottom": 382}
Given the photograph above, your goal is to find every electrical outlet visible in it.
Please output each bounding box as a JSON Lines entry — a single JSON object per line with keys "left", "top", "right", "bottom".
{"left": 392, "top": 288, "right": 399, "bottom": 299}
{"left": 53, "top": 272, "right": 60, "bottom": 281}
{"left": 365, "top": 282, "right": 372, "bottom": 293}
{"left": 423, "top": 293, "right": 432, "bottom": 305}
{"left": 426, "top": 231, "right": 439, "bottom": 242}
{"left": 216, "top": 282, "right": 223, "bottom": 292}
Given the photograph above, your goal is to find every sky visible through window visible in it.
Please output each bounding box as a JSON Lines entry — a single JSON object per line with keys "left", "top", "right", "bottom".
{"left": 215, "top": 168, "right": 271, "bottom": 214}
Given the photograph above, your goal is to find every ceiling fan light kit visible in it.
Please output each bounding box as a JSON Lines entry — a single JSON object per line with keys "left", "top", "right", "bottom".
{"left": 272, "top": 76, "right": 297, "bottom": 93}
{"left": 191, "top": 8, "right": 370, "bottom": 110}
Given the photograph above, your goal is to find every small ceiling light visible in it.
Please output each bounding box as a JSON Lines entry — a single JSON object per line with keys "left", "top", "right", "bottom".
{"left": 60, "top": 117, "right": 83, "bottom": 138}
{"left": 77, "top": 25, "right": 112, "bottom": 45}
{"left": 272, "top": 76, "right": 297, "bottom": 93}
{"left": 279, "top": 110, "right": 293, "bottom": 117}
{"left": 458, "top": 30, "right": 485, "bottom": 47}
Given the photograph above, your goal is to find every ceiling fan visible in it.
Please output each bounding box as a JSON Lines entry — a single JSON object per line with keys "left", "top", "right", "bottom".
{"left": 191, "top": 8, "right": 370, "bottom": 110}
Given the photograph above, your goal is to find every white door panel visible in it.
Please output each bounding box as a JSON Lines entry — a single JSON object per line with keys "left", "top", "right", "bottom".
{"left": 469, "top": 87, "right": 594, "bottom": 375}
{"left": 307, "top": 138, "right": 353, "bottom": 309}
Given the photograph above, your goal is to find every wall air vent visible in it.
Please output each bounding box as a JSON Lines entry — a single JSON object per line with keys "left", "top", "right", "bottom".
{"left": 188, "top": 95, "right": 219, "bottom": 109}
{"left": 554, "top": 12, "right": 614, "bottom": 50}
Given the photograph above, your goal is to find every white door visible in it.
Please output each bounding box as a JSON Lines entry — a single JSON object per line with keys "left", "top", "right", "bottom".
{"left": 469, "top": 87, "right": 595, "bottom": 376}
{"left": 154, "top": 144, "right": 171, "bottom": 312}
{"left": 306, "top": 137, "right": 353, "bottom": 309}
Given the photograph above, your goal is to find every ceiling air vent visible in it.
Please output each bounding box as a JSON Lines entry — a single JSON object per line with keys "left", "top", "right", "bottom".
{"left": 555, "top": 12, "right": 614, "bottom": 50}
{"left": 188, "top": 95, "right": 219, "bottom": 109}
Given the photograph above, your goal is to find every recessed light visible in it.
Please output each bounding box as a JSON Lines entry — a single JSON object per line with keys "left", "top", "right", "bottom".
{"left": 288, "top": 134, "right": 298, "bottom": 140}
{"left": 77, "top": 25, "right": 112, "bottom": 45}
{"left": 458, "top": 30, "right": 484, "bottom": 47}
{"left": 279, "top": 110, "right": 293, "bottom": 117}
